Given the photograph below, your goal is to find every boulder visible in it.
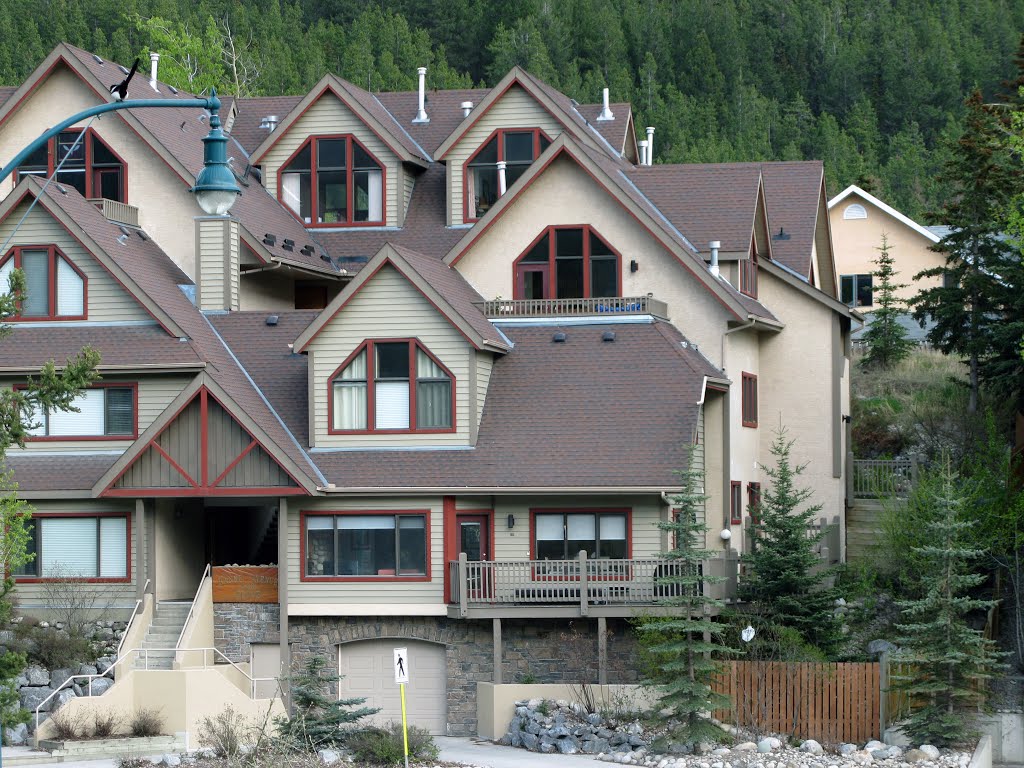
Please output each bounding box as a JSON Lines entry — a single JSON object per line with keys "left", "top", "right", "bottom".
{"left": 851, "top": 749, "right": 874, "bottom": 765}
{"left": 800, "top": 740, "right": 824, "bottom": 756}
{"left": 24, "top": 666, "right": 49, "bottom": 686}
{"left": 735, "top": 742, "right": 758, "bottom": 752}
{"left": 161, "top": 755, "right": 181, "bottom": 767}
{"left": 52, "top": 689, "right": 76, "bottom": 711}
{"left": 864, "top": 741, "right": 885, "bottom": 752}
{"left": 758, "top": 739, "right": 775, "bottom": 753}
{"left": 26, "top": 712, "right": 49, "bottom": 734}
{"left": 919, "top": 745, "right": 940, "bottom": 759}
{"left": 556, "top": 737, "right": 579, "bottom": 754}
{"left": 5, "top": 722, "right": 28, "bottom": 746}
{"left": 87, "top": 677, "right": 113, "bottom": 696}
{"left": 839, "top": 744, "right": 858, "bottom": 756}
{"left": 19, "top": 686, "right": 52, "bottom": 713}
{"left": 78, "top": 664, "right": 99, "bottom": 677}
{"left": 904, "top": 749, "right": 929, "bottom": 763}
{"left": 521, "top": 732, "right": 539, "bottom": 751}
{"left": 50, "top": 668, "right": 74, "bottom": 690}
{"left": 539, "top": 739, "right": 556, "bottom": 753}
{"left": 866, "top": 640, "right": 897, "bottom": 659}
{"left": 96, "top": 658, "right": 113, "bottom": 674}
{"left": 317, "top": 749, "right": 339, "bottom": 765}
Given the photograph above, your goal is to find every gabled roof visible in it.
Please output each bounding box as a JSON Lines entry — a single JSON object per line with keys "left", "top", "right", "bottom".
{"left": 575, "top": 102, "right": 636, "bottom": 158}
{"left": 432, "top": 67, "right": 611, "bottom": 160}
{"left": 247, "top": 74, "right": 431, "bottom": 166}
{"left": 828, "top": 184, "right": 941, "bottom": 244}
{"left": 375, "top": 88, "right": 492, "bottom": 156}
{"left": 294, "top": 242, "right": 509, "bottom": 353}
{"left": 760, "top": 161, "right": 828, "bottom": 278}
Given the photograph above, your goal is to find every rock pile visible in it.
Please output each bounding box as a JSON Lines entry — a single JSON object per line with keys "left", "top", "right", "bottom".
{"left": 501, "top": 698, "right": 655, "bottom": 755}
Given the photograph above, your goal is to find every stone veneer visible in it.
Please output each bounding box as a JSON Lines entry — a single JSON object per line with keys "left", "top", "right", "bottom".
{"left": 288, "top": 616, "right": 639, "bottom": 736}
{"left": 214, "top": 603, "right": 280, "bottom": 663}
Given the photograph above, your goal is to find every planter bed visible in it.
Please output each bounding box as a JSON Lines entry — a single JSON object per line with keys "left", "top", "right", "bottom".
{"left": 39, "top": 734, "right": 186, "bottom": 758}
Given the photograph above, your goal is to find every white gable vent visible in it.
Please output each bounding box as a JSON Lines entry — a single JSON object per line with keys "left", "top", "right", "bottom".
{"left": 844, "top": 203, "right": 867, "bottom": 220}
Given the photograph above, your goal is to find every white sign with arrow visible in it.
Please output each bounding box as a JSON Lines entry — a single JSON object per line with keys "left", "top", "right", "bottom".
{"left": 394, "top": 647, "right": 409, "bottom": 685}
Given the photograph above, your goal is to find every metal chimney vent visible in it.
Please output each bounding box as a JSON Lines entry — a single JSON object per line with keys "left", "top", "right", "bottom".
{"left": 259, "top": 115, "right": 279, "bottom": 132}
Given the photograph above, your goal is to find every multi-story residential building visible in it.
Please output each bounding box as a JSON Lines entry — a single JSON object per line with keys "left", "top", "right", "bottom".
{"left": 0, "top": 44, "right": 855, "bottom": 737}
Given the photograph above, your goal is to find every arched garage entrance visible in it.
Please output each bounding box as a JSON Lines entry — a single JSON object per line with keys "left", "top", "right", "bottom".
{"left": 338, "top": 639, "right": 447, "bottom": 734}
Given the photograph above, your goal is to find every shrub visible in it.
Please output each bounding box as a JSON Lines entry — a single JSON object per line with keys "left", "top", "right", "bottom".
{"left": 29, "top": 628, "right": 94, "bottom": 670}
{"left": 48, "top": 706, "right": 88, "bottom": 741}
{"left": 128, "top": 707, "right": 163, "bottom": 737}
{"left": 198, "top": 705, "right": 252, "bottom": 758}
{"left": 347, "top": 723, "right": 438, "bottom": 766}
{"left": 93, "top": 710, "right": 119, "bottom": 738}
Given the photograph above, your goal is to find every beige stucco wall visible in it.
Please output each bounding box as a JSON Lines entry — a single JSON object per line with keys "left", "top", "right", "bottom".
{"left": 0, "top": 66, "right": 205, "bottom": 277}
{"left": 175, "top": 574, "right": 213, "bottom": 667}
{"left": 154, "top": 500, "right": 207, "bottom": 601}
{"left": 829, "top": 193, "right": 943, "bottom": 310}
{"left": 723, "top": 327, "right": 760, "bottom": 551}
{"left": 451, "top": 155, "right": 733, "bottom": 365}
{"left": 702, "top": 390, "right": 728, "bottom": 550}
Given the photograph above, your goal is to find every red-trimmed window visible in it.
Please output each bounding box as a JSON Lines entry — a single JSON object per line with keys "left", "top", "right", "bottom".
{"left": 740, "top": 248, "right": 759, "bottom": 297}
{"left": 279, "top": 135, "right": 384, "bottom": 226}
{"left": 747, "top": 482, "right": 762, "bottom": 524}
{"left": 24, "top": 383, "right": 136, "bottom": 439}
{"left": 513, "top": 225, "right": 620, "bottom": 300}
{"left": 532, "top": 510, "right": 629, "bottom": 560}
{"left": 730, "top": 481, "right": 743, "bottom": 525}
{"left": 741, "top": 372, "right": 758, "bottom": 428}
{"left": 18, "top": 129, "right": 125, "bottom": 202}
{"left": 466, "top": 128, "right": 551, "bottom": 220}
{"left": 15, "top": 514, "right": 129, "bottom": 581}
{"left": 330, "top": 340, "right": 453, "bottom": 433}
{"left": 303, "top": 511, "right": 428, "bottom": 579}
{"left": 0, "top": 245, "right": 86, "bottom": 320}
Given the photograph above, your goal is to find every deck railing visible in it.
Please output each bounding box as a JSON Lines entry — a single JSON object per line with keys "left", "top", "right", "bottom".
{"left": 479, "top": 295, "right": 669, "bottom": 319}
{"left": 449, "top": 551, "right": 739, "bottom": 616}
{"left": 88, "top": 197, "right": 140, "bottom": 227}
{"left": 852, "top": 458, "right": 918, "bottom": 499}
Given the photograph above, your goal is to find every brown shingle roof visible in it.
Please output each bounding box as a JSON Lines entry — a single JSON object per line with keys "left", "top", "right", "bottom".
{"left": 229, "top": 96, "right": 302, "bottom": 154}
{"left": 759, "top": 161, "right": 824, "bottom": 278}
{"left": 375, "top": 88, "right": 491, "bottom": 156}
{"left": 3, "top": 454, "right": 118, "bottom": 493}
{"left": 575, "top": 103, "right": 633, "bottom": 155}
{"left": 0, "top": 325, "right": 202, "bottom": 371}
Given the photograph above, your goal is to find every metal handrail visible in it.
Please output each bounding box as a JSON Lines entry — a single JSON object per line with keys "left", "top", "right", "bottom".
{"left": 176, "top": 564, "right": 211, "bottom": 650}
{"left": 115, "top": 578, "right": 151, "bottom": 658}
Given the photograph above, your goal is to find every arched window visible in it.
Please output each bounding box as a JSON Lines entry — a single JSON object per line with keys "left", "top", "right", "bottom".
{"left": 0, "top": 245, "right": 86, "bottom": 320}
{"left": 513, "top": 226, "right": 620, "bottom": 300}
{"left": 279, "top": 136, "right": 384, "bottom": 226}
{"left": 17, "top": 129, "right": 125, "bottom": 202}
{"left": 843, "top": 203, "right": 867, "bottom": 220}
{"left": 465, "top": 128, "right": 551, "bottom": 220}
{"left": 330, "top": 340, "right": 454, "bottom": 433}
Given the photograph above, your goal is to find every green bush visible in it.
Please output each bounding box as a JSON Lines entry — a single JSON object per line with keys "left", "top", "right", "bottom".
{"left": 29, "top": 628, "right": 94, "bottom": 670}
{"left": 347, "top": 722, "right": 438, "bottom": 766}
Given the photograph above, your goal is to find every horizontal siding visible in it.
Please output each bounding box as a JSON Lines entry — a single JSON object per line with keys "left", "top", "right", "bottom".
{"left": 309, "top": 265, "right": 472, "bottom": 447}
{"left": 288, "top": 496, "right": 444, "bottom": 606}
{"left": 447, "top": 86, "right": 565, "bottom": 225}
{"left": 261, "top": 94, "right": 401, "bottom": 227}
{"left": 197, "top": 220, "right": 225, "bottom": 311}
{"left": 12, "top": 498, "right": 141, "bottom": 617}
{"left": 0, "top": 202, "right": 150, "bottom": 323}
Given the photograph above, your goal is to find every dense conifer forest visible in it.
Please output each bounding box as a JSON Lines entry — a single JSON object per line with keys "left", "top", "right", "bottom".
{"left": 3, "top": 0, "right": 1023, "bottom": 217}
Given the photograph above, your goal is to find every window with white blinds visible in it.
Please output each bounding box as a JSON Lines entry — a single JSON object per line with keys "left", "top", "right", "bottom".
{"left": 28, "top": 386, "right": 134, "bottom": 438}
{"left": 20, "top": 516, "right": 129, "bottom": 579}
{"left": 533, "top": 511, "right": 629, "bottom": 560}
{"left": 0, "top": 247, "right": 84, "bottom": 319}
{"left": 56, "top": 256, "right": 84, "bottom": 316}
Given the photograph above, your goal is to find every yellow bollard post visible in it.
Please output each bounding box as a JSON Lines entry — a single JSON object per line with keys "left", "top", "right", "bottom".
{"left": 400, "top": 682, "right": 410, "bottom": 768}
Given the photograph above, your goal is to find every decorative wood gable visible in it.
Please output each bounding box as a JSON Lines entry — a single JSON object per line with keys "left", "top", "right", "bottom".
{"left": 102, "top": 387, "right": 302, "bottom": 497}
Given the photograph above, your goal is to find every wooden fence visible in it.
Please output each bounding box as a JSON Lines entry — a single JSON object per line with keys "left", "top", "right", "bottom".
{"left": 712, "top": 661, "right": 880, "bottom": 744}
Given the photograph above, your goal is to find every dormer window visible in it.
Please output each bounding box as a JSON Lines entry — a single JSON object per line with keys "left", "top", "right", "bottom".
{"left": 0, "top": 245, "right": 86, "bottom": 320}
{"left": 329, "top": 340, "right": 454, "bottom": 433}
{"left": 18, "top": 129, "right": 125, "bottom": 203}
{"left": 513, "top": 226, "right": 620, "bottom": 299}
{"left": 466, "top": 129, "right": 551, "bottom": 220}
{"left": 280, "top": 136, "right": 384, "bottom": 226}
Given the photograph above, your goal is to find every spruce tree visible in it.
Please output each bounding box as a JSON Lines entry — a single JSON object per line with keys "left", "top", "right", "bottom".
{"left": 636, "top": 456, "right": 734, "bottom": 743}
{"left": 861, "top": 235, "right": 914, "bottom": 370}
{"left": 739, "top": 429, "right": 839, "bottom": 656}
{"left": 891, "top": 461, "right": 1001, "bottom": 747}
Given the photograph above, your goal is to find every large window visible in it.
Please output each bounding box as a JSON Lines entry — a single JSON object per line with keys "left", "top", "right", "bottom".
{"left": 0, "top": 246, "right": 85, "bottom": 320}
{"left": 330, "top": 340, "right": 453, "bottom": 433}
{"left": 15, "top": 515, "right": 129, "bottom": 580}
{"left": 741, "top": 373, "right": 758, "bottom": 428}
{"left": 304, "top": 513, "right": 428, "bottom": 578}
{"left": 840, "top": 274, "right": 873, "bottom": 307}
{"left": 513, "top": 226, "right": 620, "bottom": 300}
{"left": 26, "top": 384, "right": 135, "bottom": 439}
{"left": 533, "top": 511, "right": 629, "bottom": 560}
{"left": 730, "top": 480, "right": 743, "bottom": 525}
{"left": 466, "top": 129, "right": 551, "bottom": 220}
{"left": 18, "top": 129, "right": 125, "bottom": 202}
{"left": 280, "top": 136, "right": 384, "bottom": 226}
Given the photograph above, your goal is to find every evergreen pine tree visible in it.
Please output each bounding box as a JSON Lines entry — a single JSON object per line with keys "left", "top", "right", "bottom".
{"left": 739, "top": 429, "right": 839, "bottom": 655}
{"left": 636, "top": 455, "right": 734, "bottom": 743}
{"left": 861, "top": 235, "right": 914, "bottom": 370}
{"left": 892, "top": 461, "right": 1001, "bottom": 747}
{"left": 275, "top": 656, "right": 380, "bottom": 750}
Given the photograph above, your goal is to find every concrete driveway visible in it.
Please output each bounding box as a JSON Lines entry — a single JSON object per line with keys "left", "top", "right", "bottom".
{"left": 436, "top": 736, "right": 606, "bottom": 766}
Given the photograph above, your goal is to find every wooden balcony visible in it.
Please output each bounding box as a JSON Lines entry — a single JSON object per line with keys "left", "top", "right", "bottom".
{"left": 88, "top": 198, "right": 140, "bottom": 228}
{"left": 479, "top": 295, "right": 669, "bottom": 319}
{"left": 850, "top": 458, "right": 918, "bottom": 499}
{"left": 447, "top": 551, "right": 738, "bottom": 619}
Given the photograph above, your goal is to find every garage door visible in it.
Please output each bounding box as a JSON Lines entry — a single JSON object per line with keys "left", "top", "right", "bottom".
{"left": 338, "top": 639, "right": 447, "bottom": 734}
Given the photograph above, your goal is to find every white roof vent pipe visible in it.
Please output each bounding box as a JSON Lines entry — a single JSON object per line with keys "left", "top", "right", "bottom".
{"left": 709, "top": 240, "right": 721, "bottom": 277}
{"left": 646, "top": 126, "right": 655, "bottom": 165}
{"left": 638, "top": 139, "right": 649, "bottom": 167}
{"left": 149, "top": 52, "right": 160, "bottom": 92}
{"left": 460, "top": 101, "right": 473, "bottom": 118}
{"left": 496, "top": 161, "right": 507, "bottom": 196}
{"left": 413, "top": 67, "right": 429, "bottom": 124}
{"left": 259, "top": 115, "right": 279, "bottom": 132}
{"left": 597, "top": 87, "right": 614, "bottom": 121}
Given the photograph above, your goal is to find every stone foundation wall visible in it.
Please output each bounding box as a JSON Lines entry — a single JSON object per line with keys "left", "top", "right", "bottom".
{"left": 288, "top": 616, "right": 640, "bottom": 736}
{"left": 214, "top": 603, "right": 280, "bottom": 663}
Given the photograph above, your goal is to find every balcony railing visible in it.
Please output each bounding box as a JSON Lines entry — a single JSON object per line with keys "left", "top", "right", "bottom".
{"left": 448, "top": 551, "right": 739, "bottom": 616}
{"left": 479, "top": 295, "right": 669, "bottom": 319}
{"left": 851, "top": 458, "right": 918, "bottom": 499}
{"left": 88, "top": 198, "right": 140, "bottom": 227}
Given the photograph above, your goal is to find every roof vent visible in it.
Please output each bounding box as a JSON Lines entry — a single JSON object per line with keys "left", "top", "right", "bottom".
{"left": 137, "top": 230, "right": 148, "bottom": 241}
{"left": 92, "top": 55, "right": 104, "bottom": 65}
{"left": 148, "top": 52, "right": 159, "bottom": 92}
{"left": 259, "top": 115, "right": 279, "bottom": 132}
{"left": 300, "top": 244, "right": 315, "bottom": 256}
{"left": 413, "top": 67, "right": 429, "bottom": 123}
{"left": 118, "top": 225, "right": 132, "bottom": 238}
{"left": 597, "top": 88, "right": 614, "bottom": 121}
{"left": 460, "top": 101, "right": 473, "bottom": 118}
{"left": 197, "top": 113, "right": 207, "bottom": 123}
{"left": 263, "top": 233, "right": 276, "bottom": 246}
{"left": 602, "top": 331, "right": 615, "bottom": 342}
{"left": 169, "top": 85, "right": 178, "bottom": 95}
{"left": 320, "top": 253, "right": 332, "bottom": 264}
{"left": 56, "top": 185, "right": 67, "bottom": 195}
{"left": 773, "top": 227, "right": 791, "bottom": 241}
{"left": 116, "top": 232, "right": 129, "bottom": 245}
{"left": 266, "top": 315, "right": 279, "bottom": 326}
{"left": 553, "top": 331, "right": 567, "bottom": 343}
{"left": 118, "top": 64, "right": 129, "bottom": 76}
{"left": 282, "top": 238, "right": 295, "bottom": 252}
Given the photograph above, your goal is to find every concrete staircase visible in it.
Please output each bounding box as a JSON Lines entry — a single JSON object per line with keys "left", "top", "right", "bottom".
{"left": 134, "top": 601, "right": 191, "bottom": 670}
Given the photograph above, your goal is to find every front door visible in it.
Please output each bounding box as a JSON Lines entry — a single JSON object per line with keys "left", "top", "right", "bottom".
{"left": 457, "top": 514, "right": 490, "bottom": 598}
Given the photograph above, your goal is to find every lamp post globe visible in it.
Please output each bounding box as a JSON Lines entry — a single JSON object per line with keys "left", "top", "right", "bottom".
{"left": 191, "top": 89, "right": 240, "bottom": 215}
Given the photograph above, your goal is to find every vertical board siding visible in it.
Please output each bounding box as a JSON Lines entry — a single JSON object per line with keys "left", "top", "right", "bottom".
{"left": 309, "top": 265, "right": 472, "bottom": 447}
{"left": 287, "top": 496, "right": 444, "bottom": 605}
{"left": 446, "top": 86, "right": 565, "bottom": 225}
{"left": 261, "top": 94, "right": 400, "bottom": 227}
{"left": 0, "top": 202, "right": 151, "bottom": 322}
{"left": 402, "top": 169, "right": 415, "bottom": 226}
{"left": 712, "top": 661, "right": 880, "bottom": 744}
{"left": 475, "top": 351, "right": 494, "bottom": 436}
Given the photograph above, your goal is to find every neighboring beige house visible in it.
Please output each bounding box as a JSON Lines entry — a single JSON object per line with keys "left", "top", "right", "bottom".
{"left": 0, "top": 43, "right": 855, "bottom": 739}
{"left": 828, "top": 184, "right": 945, "bottom": 312}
